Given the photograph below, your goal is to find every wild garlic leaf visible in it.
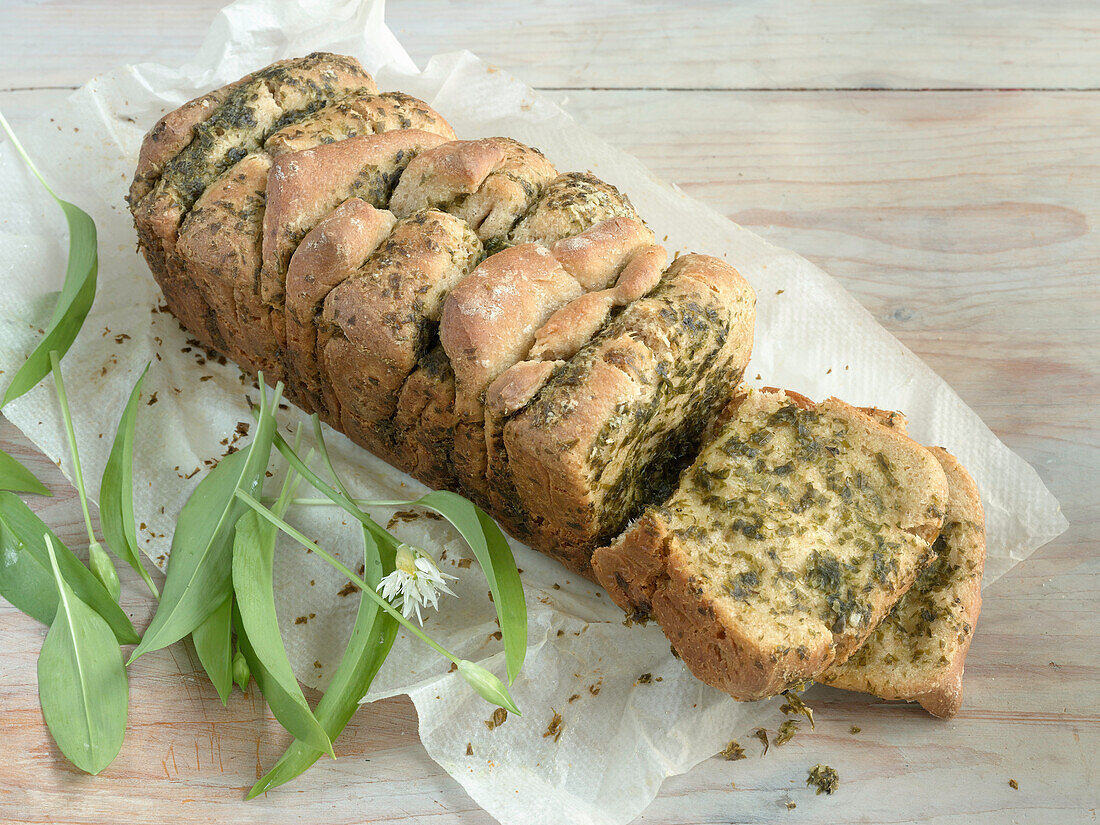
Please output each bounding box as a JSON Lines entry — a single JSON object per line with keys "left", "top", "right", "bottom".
{"left": 410, "top": 491, "right": 527, "bottom": 683}
{"left": 37, "top": 535, "right": 128, "bottom": 775}
{"left": 192, "top": 595, "right": 234, "bottom": 706}
{"left": 0, "top": 114, "right": 97, "bottom": 408}
{"left": 232, "top": 509, "right": 333, "bottom": 757}
{"left": 129, "top": 382, "right": 282, "bottom": 663}
{"left": 249, "top": 428, "right": 400, "bottom": 798}
{"left": 99, "top": 363, "right": 158, "bottom": 597}
{"left": 0, "top": 492, "right": 138, "bottom": 643}
{"left": 0, "top": 446, "right": 50, "bottom": 496}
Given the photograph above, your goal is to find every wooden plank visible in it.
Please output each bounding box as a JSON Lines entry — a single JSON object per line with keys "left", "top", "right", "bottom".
{"left": 2, "top": 1, "right": 1099, "bottom": 93}
{"left": 0, "top": 2, "right": 1097, "bottom": 822}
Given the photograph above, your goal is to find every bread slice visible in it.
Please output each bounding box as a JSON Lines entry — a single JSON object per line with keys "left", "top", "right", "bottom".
{"left": 820, "top": 445, "right": 985, "bottom": 717}
{"left": 389, "top": 137, "right": 557, "bottom": 243}
{"left": 591, "top": 389, "right": 950, "bottom": 700}
{"left": 504, "top": 254, "right": 756, "bottom": 575}
{"left": 318, "top": 210, "right": 482, "bottom": 462}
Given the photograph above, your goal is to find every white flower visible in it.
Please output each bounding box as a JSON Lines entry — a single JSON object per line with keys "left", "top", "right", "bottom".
{"left": 377, "top": 543, "right": 457, "bottom": 625}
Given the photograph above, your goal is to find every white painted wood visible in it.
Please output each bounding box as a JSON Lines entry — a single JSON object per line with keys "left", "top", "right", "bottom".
{"left": 2, "top": 1, "right": 1100, "bottom": 93}
{"left": 1, "top": 2, "right": 1097, "bottom": 823}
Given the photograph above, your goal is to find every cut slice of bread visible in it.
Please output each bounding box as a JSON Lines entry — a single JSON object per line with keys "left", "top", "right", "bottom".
{"left": 820, "top": 445, "right": 985, "bottom": 717}
{"left": 592, "top": 388, "right": 949, "bottom": 700}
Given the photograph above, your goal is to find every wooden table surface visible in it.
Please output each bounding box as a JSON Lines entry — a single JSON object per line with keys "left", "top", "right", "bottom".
{"left": 1, "top": 2, "right": 1097, "bottom": 823}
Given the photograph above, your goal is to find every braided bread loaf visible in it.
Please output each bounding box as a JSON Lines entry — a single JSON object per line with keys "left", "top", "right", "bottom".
{"left": 132, "top": 54, "right": 982, "bottom": 710}
{"left": 129, "top": 53, "right": 756, "bottom": 580}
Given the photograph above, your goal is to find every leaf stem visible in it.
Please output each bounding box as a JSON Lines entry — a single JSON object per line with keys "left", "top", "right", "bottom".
{"left": 49, "top": 351, "right": 96, "bottom": 549}
{"left": 234, "top": 490, "right": 456, "bottom": 665}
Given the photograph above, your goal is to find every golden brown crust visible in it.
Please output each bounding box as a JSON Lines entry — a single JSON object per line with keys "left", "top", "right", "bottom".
{"left": 264, "top": 90, "right": 455, "bottom": 156}
{"left": 389, "top": 137, "right": 557, "bottom": 241}
{"left": 318, "top": 210, "right": 481, "bottom": 459}
{"left": 283, "top": 199, "right": 396, "bottom": 413}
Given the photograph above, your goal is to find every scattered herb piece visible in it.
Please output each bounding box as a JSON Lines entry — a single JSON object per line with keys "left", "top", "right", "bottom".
{"left": 754, "top": 727, "right": 770, "bottom": 756}
{"left": 807, "top": 764, "right": 839, "bottom": 795}
{"left": 636, "top": 672, "right": 653, "bottom": 684}
{"left": 849, "top": 725, "right": 861, "bottom": 734}
{"left": 37, "top": 535, "right": 128, "bottom": 775}
{"left": 720, "top": 740, "right": 746, "bottom": 761}
{"left": 543, "top": 710, "right": 564, "bottom": 743}
{"left": 780, "top": 689, "right": 815, "bottom": 730}
{"left": 0, "top": 115, "right": 98, "bottom": 408}
{"left": 0, "top": 446, "right": 50, "bottom": 496}
{"left": 486, "top": 708, "right": 508, "bottom": 730}
{"left": 775, "top": 719, "right": 798, "bottom": 746}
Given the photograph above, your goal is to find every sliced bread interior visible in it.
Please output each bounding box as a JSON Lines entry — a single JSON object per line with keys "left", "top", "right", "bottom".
{"left": 592, "top": 388, "right": 950, "bottom": 700}
{"left": 821, "top": 445, "right": 985, "bottom": 717}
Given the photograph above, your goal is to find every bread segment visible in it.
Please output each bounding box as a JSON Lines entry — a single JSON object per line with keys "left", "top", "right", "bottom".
{"left": 284, "top": 199, "right": 397, "bottom": 414}
{"left": 821, "top": 446, "right": 985, "bottom": 717}
{"left": 319, "top": 210, "right": 482, "bottom": 462}
{"left": 506, "top": 254, "right": 756, "bottom": 574}
{"left": 131, "top": 53, "right": 378, "bottom": 351}
{"left": 592, "top": 389, "right": 950, "bottom": 700}
{"left": 264, "top": 90, "right": 455, "bottom": 156}
{"left": 389, "top": 137, "right": 557, "bottom": 243}
{"left": 507, "top": 172, "right": 638, "bottom": 247}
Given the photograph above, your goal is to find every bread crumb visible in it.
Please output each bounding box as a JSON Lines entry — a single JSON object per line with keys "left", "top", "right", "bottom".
{"left": 849, "top": 725, "right": 861, "bottom": 734}
{"left": 466, "top": 743, "right": 474, "bottom": 756}
{"left": 1009, "top": 779, "right": 1019, "bottom": 790}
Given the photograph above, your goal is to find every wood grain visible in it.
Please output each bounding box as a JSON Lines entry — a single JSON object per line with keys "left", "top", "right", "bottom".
{"left": 1, "top": 2, "right": 1097, "bottom": 824}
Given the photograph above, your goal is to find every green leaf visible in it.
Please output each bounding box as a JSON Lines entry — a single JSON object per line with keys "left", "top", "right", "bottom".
{"left": 0, "top": 492, "right": 138, "bottom": 643}
{"left": 99, "top": 363, "right": 158, "bottom": 598}
{"left": 271, "top": 431, "right": 527, "bottom": 683}
{"left": 0, "top": 114, "right": 98, "bottom": 408}
{"left": 192, "top": 595, "right": 233, "bottom": 706}
{"left": 232, "top": 509, "right": 333, "bottom": 756}
{"left": 248, "top": 426, "right": 400, "bottom": 798}
{"left": 0, "top": 446, "right": 50, "bottom": 496}
{"left": 87, "top": 541, "right": 120, "bottom": 603}
{"left": 38, "top": 535, "right": 128, "bottom": 775}
{"left": 410, "top": 491, "right": 527, "bottom": 683}
{"left": 129, "top": 381, "right": 282, "bottom": 663}
{"left": 456, "top": 660, "right": 521, "bottom": 716}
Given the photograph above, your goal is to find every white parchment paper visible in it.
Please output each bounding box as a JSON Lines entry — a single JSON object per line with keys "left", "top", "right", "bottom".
{"left": 0, "top": 2, "right": 1067, "bottom": 823}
